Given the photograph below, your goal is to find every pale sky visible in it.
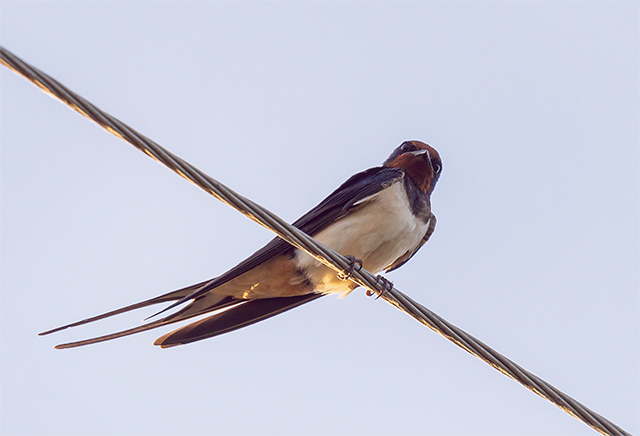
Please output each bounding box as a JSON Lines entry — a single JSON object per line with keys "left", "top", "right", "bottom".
{"left": 1, "top": 2, "right": 638, "bottom": 435}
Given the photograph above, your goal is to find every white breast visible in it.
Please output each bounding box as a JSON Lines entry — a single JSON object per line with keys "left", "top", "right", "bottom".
{"left": 292, "top": 178, "right": 429, "bottom": 296}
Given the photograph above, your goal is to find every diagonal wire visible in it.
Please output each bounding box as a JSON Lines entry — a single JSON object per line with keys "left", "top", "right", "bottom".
{"left": 0, "top": 45, "right": 631, "bottom": 436}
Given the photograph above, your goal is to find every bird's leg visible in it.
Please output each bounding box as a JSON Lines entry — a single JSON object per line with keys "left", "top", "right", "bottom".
{"left": 366, "top": 275, "right": 394, "bottom": 299}
{"left": 338, "top": 255, "right": 363, "bottom": 281}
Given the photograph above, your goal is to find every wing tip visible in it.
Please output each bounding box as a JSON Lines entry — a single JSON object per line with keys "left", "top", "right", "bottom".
{"left": 153, "top": 332, "right": 172, "bottom": 348}
{"left": 152, "top": 325, "right": 193, "bottom": 348}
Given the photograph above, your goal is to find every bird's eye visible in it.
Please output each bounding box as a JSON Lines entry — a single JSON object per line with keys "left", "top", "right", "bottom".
{"left": 432, "top": 161, "right": 442, "bottom": 174}
{"left": 400, "top": 142, "right": 413, "bottom": 152}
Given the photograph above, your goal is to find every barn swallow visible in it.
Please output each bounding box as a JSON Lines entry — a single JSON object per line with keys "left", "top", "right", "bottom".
{"left": 40, "top": 140, "right": 442, "bottom": 349}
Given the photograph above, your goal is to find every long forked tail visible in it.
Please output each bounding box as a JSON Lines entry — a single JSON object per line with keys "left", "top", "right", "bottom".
{"left": 41, "top": 281, "right": 323, "bottom": 349}
{"left": 39, "top": 280, "right": 211, "bottom": 336}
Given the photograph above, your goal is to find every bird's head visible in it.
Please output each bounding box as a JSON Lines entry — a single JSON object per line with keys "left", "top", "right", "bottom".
{"left": 383, "top": 141, "right": 442, "bottom": 195}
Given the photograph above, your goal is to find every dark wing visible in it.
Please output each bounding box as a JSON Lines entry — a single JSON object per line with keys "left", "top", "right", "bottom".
{"left": 385, "top": 212, "right": 436, "bottom": 273}
{"left": 42, "top": 166, "right": 405, "bottom": 347}
{"left": 292, "top": 166, "right": 404, "bottom": 235}
{"left": 153, "top": 294, "right": 324, "bottom": 348}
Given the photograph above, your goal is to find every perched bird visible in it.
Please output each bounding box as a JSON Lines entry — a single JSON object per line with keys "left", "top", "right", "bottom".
{"left": 41, "top": 140, "right": 442, "bottom": 349}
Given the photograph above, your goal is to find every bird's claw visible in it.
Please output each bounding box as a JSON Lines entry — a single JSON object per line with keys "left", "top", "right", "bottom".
{"left": 338, "top": 255, "right": 363, "bottom": 281}
{"left": 366, "top": 275, "right": 393, "bottom": 299}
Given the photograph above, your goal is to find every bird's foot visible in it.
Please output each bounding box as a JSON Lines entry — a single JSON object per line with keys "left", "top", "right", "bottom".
{"left": 366, "top": 275, "right": 394, "bottom": 299}
{"left": 338, "top": 255, "right": 363, "bottom": 281}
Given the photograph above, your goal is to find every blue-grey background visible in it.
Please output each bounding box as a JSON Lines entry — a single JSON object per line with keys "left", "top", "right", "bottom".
{"left": 1, "top": 2, "right": 638, "bottom": 435}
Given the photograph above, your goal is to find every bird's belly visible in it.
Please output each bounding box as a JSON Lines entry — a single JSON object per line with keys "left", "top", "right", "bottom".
{"left": 293, "top": 182, "right": 429, "bottom": 296}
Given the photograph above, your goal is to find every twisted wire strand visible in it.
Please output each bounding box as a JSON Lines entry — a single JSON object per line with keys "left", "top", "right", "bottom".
{"left": 1, "top": 46, "right": 631, "bottom": 436}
